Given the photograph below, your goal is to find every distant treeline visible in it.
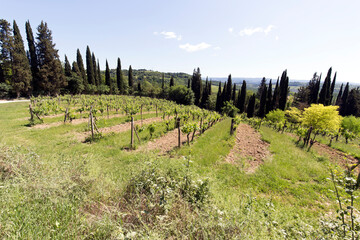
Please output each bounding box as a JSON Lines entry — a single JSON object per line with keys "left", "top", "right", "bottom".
{"left": 0, "top": 19, "right": 359, "bottom": 117}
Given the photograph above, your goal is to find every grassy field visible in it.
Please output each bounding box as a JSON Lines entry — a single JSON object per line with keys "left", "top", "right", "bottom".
{"left": 0, "top": 102, "right": 357, "bottom": 239}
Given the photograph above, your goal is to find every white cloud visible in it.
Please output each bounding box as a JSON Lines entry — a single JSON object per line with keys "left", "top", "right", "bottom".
{"left": 179, "top": 42, "right": 212, "bottom": 52}
{"left": 154, "top": 31, "right": 182, "bottom": 41}
{"left": 213, "top": 46, "right": 221, "bottom": 50}
{"left": 228, "top": 27, "right": 233, "bottom": 33}
{"left": 275, "top": 36, "right": 279, "bottom": 41}
{"left": 239, "top": 25, "right": 275, "bottom": 36}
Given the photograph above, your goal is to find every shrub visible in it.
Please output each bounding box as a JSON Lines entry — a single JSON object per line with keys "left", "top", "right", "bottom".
{"left": 168, "top": 85, "right": 194, "bottom": 105}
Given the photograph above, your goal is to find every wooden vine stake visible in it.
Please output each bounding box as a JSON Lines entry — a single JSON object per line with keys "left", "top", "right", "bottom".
{"left": 230, "top": 118, "right": 235, "bottom": 135}
{"left": 90, "top": 106, "right": 94, "bottom": 140}
{"left": 29, "top": 104, "right": 34, "bottom": 122}
{"left": 177, "top": 117, "right": 181, "bottom": 148}
{"left": 131, "top": 117, "right": 134, "bottom": 149}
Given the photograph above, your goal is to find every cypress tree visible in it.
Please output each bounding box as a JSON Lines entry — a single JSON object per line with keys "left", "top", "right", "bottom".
{"left": 92, "top": 52, "right": 98, "bottom": 86}
{"left": 116, "top": 58, "right": 124, "bottom": 94}
{"left": 36, "top": 21, "right": 66, "bottom": 96}
{"left": 105, "top": 60, "right": 111, "bottom": 93}
{"left": 232, "top": 83, "right": 236, "bottom": 103}
{"left": 72, "top": 61, "right": 80, "bottom": 74}
{"left": 200, "top": 78, "right": 209, "bottom": 108}
{"left": 0, "top": 19, "right": 13, "bottom": 85}
{"left": 339, "top": 82, "right": 350, "bottom": 116}
{"left": 96, "top": 59, "right": 101, "bottom": 85}
{"left": 265, "top": 79, "right": 272, "bottom": 114}
{"left": 11, "top": 20, "right": 32, "bottom": 97}
{"left": 272, "top": 78, "right": 280, "bottom": 110}
{"left": 170, "top": 76, "right": 175, "bottom": 87}
{"left": 279, "top": 70, "right": 289, "bottom": 110}
{"left": 307, "top": 72, "right": 320, "bottom": 105}
{"left": 128, "top": 65, "right": 134, "bottom": 94}
{"left": 215, "top": 82, "right": 222, "bottom": 112}
{"left": 208, "top": 80, "right": 212, "bottom": 95}
{"left": 330, "top": 72, "right": 336, "bottom": 104}
{"left": 25, "top": 20, "right": 39, "bottom": 94}
{"left": 238, "top": 80, "right": 247, "bottom": 113}
{"left": 161, "top": 73, "right": 165, "bottom": 89}
{"left": 221, "top": 81, "right": 227, "bottom": 108}
{"left": 318, "top": 67, "right": 332, "bottom": 105}
{"left": 86, "top": 46, "right": 95, "bottom": 85}
{"left": 68, "top": 61, "right": 84, "bottom": 94}
{"left": 191, "top": 68, "right": 202, "bottom": 106}
{"left": 187, "top": 78, "right": 191, "bottom": 88}
{"left": 257, "top": 85, "right": 267, "bottom": 118}
{"left": 76, "top": 49, "right": 87, "bottom": 87}
{"left": 226, "top": 74, "right": 232, "bottom": 102}
{"left": 335, "top": 83, "right": 343, "bottom": 106}
{"left": 137, "top": 82, "right": 142, "bottom": 96}
{"left": 64, "top": 55, "right": 71, "bottom": 77}
{"left": 257, "top": 77, "right": 267, "bottom": 98}
{"left": 247, "top": 94, "right": 256, "bottom": 118}
{"left": 344, "top": 88, "right": 360, "bottom": 117}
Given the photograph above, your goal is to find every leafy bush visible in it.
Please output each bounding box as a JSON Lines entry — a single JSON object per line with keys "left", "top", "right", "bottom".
{"left": 0, "top": 83, "right": 13, "bottom": 99}
{"left": 168, "top": 85, "right": 194, "bottom": 105}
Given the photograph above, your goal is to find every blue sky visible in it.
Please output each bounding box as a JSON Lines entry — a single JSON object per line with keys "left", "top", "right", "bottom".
{"left": 3, "top": 0, "right": 360, "bottom": 82}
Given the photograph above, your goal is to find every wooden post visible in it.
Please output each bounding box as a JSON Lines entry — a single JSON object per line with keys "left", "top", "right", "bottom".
{"left": 230, "top": 118, "right": 235, "bottom": 135}
{"left": 140, "top": 105, "right": 143, "bottom": 126}
{"left": 64, "top": 108, "right": 68, "bottom": 123}
{"left": 200, "top": 118, "right": 203, "bottom": 134}
{"left": 131, "top": 117, "right": 134, "bottom": 149}
{"left": 177, "top": 118, "right": 181, "bottom": 148}
{"left": 29, "top": 104, "right": 34, "bottom": 121}
{"left": 90, "top": 107, "right": 94, "bottom": 140}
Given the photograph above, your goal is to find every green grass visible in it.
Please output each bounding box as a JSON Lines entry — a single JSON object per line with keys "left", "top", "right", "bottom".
{"left": 0, "top": 102, "right": 354, "bottom": 238}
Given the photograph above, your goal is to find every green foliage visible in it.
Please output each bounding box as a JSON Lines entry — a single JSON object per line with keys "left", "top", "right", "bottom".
{"left": 266, "top": 109, "right": 286, "bottom": 124}
{"left": 221, "top": 101, "right": 238, "bottom": 117}
{"left": 302, "top": 104, "right": 342, "bottom": 133}
{"left": 147, "top": 123, "right": 155, "bottom": 138}
{"left": 285, "top": 107, "right": 302, "bottom": 124}
{"left": 168, "top": 85, "right": 194, "bottom": 105}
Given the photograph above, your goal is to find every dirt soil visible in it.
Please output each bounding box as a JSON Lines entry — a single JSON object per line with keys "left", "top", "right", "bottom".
{"left": 135, "top": 128, "right": 189, "bottom": 155}
{"left": 75, "top": 116, "right": 164, "bottom": 142}
{"left": 312, "top": 142, "right": 359, "bottom": 171}
{"left": 225, "top": 123, "right": 271, "bottom": 173}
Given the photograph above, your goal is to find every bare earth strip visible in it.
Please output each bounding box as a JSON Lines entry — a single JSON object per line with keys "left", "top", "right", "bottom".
{"left": 225, "top": 123, "right": 271, "bottom": 173}
{"left": 74, "top": 116, "right": 164, "bottom": 142}
{"left": 135, "top": 128, "right": 188, "bottom": 155}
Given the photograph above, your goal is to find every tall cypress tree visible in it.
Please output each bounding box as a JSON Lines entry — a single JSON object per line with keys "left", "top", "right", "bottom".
{"left": 161, "top": 73, "right": 165, "bottom": 89}
{"left": 279, "top": 70, "right": 289, "bottom": 110}
{"left": 187, "top": 78, "right": 191, "bottom": 88}
{"left": 86, "top": 46, "right": 95, "bottom": 85}
{"left": 76, "top": 49, "right": 87, "bottom": 88}
{"left": 237, "top": 80, "right": 247, "bottom": 113}
{"left": 105, "top": 60, "right": 111, "bottom": 94}
{"left": 330, "top": 72, "right": 336, "bottom": 105}
{"left": 170, "top": 76, "right": 175, "bottom": 87}
{"left": 339, "top": 82, "right": 350, "bottom": 116}
{"left": 64, "top": 55, "right": 71, "bottom": 77}
{"left": 36, "top": 21, "right": 66, "bottom": 96}
{"left": 344, "top": 88, "right": 360, "bottom": 117}
{"left": 318, "top": 67, "right": 332, "bottom": 105}
{"left": 96, "top": 59, "right": 101, "bottom": 85}
{"left": 232, "top": 83, "right": 236, "bottom": 102}
{"left": 257, "top": 77, "right": 267, "bottom": 98}
{"left": 257, "top": 85, "right": 267, "bottom": 118}
{"left": 208, "top": 80, "right": 212, "bottom": 95}
{"left": 335, "top": 83, "right": 343, "bottom": 106}
{"left": 191, "top": 68, "right": 202, "bottom": 106}
{"left": 215, "top": 82, "right": 222, "bottom": 112}
{"left": 200, "top": 78, "right": 209, "bottom": 108}
{"left": 0, "top": 19, "right": 13, "bottom": 85}
{"left": 265, "top": 79, "right": 272, "bottom": 114}
{"left": 116, "top": 58, "right": 124, "bottom": 94}
{"left": 128, "top": 65, "right": 134, "bottom": 94}
{"left": 272, "top": 78, "right": 280, "bottom": 110}
{"left": 307, "top": 72, "right": 320, "bottom": 105}
{"left": 11, "top": 20, "right": 32, "bottom": 97}
{"left": 247, "top": 94, "right": 256, "bottom": 118}
{"left": 67, "top": 61, "right": 84, "bottom": 94}
{"left": 221, "top": 82, "right": 227, "bottom": 108}
{"left": 225, "top": 74, "right": 232, "bottom": 102}
{"left": 25, "top": 20, "right": 39, "bottom": 94}
{"left": 92, "top": 52, "right": 98, "bottom": 86}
